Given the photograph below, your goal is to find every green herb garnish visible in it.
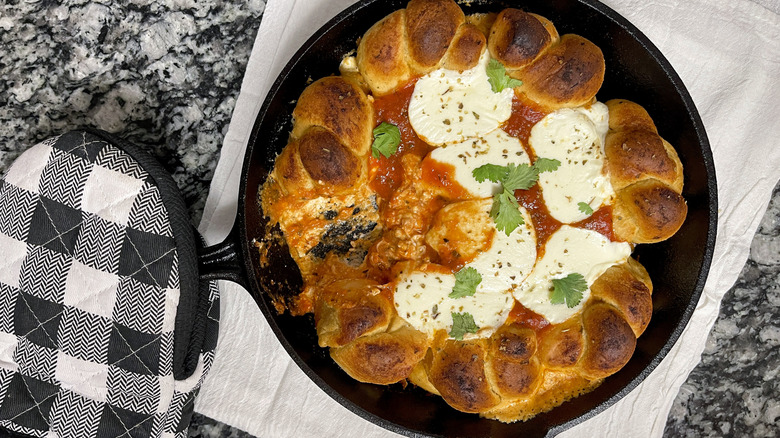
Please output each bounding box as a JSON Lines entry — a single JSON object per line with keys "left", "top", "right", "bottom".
{"left": 491, "top": 188, "right": 525, "bottom": 235}
{"left": 533, "top": 157, "right": 562, "bottom": 173}
{"left": 371, "top": 122, "right": 401, "bottom": 158}
{"left": 550, "top": 273, "right": 588, "bottom": 308}
{"left": 471, "top": 159, "right": 559, "bottom": 235}
{"left": 472, "top": 163, "right": 508, "bottom": 183}
{"left": 449, "top": 267, "right": 482, "bottom": 298}
{"left": 450, "top": 312, "right": 479, "bottom": 340}
{"left": 578, "top": 202, "right": 594, "bottom": 216}
{"left": 487, "top": 58, "right": 523, "bottom": 93}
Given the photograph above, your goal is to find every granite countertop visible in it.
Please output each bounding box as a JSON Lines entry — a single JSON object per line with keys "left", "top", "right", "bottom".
{"left": 1, "top": 1, "right": 778, "bottom": 437}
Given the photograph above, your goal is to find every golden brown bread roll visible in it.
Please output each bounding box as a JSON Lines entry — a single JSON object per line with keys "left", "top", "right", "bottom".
{"left": 429, "top": 338, "right": 500, "bottom": 412}
{"left": 315, "top": 279, "right": 393, "bottom": 348}
{"left": 486, "top": 325, "right": 542, "bottom": 398}
{"left": 405, "top": 0, "right": 465, "bottom": 73}
{"left": 539, "top": 318, "right": 585, "bottom": 368}
{"left": 330, "top": 324, "right": 429, "bottom": 385}
{"left": 292, "top": 76, "right": 374, "bottom": 156}
{"left": 441, "top": 24, "right": 487, "bottom": 71}
{"left": 589, "top": 258, "right": 653, "bottom": 337}
{"left": 580, "top": 302, "right": 637, "bottom": 379}
{"left": 272, "top": 76, "right": 374, "bottom": 198}
{"left": 606, "top": 99, "right": 687, "bottom": 243}
{"left": 488, "top": 10, "right": 558, "bottom": 69}
{"left": 356, "top": 10, "right": 411, "bottom": 96}
{"left": 297, "top": 127, "right": 365, "bottom": 194}
{"left": 513, "top": 34, "right": 605, "bottom": 109}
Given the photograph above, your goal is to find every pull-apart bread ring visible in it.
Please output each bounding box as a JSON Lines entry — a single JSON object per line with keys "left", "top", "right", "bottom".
{"left": 357, "top": 1, "right": 604, "bottom": 109}
{"left": 261, "top": 0, "right": 687, "bottom": 424}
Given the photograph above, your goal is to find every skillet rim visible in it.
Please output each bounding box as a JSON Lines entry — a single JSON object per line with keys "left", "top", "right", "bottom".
{"left": 235, "top": 0, "right": 718, "bottom": 436}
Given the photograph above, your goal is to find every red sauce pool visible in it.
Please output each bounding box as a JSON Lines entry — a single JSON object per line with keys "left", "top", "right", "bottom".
{"left": 503, "top": 97, "right": 548, "bottom": 147}
{"left": 574, "top": 205, "right": 616, "bottom": 242}
{"left": 420, "top": 158, "right": 471, "bottom": 200}
{"left": 508, "top": 301, "right": 551, "bottom": 333}
{"left": 369, "top": 80, "right": 431, "bottom": 200}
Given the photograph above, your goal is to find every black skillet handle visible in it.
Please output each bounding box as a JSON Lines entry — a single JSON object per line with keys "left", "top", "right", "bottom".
{"left": 198, "top": 221, "right": 249, "bottom": 289}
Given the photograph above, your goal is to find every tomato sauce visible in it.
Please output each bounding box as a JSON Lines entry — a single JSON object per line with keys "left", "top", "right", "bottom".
{"left": 574, "top": 205, "right": 616, "bottom": 242}
{"left": 513, "top": 184, "right": 562, "bottom": 252}
{"left": 420, "top": 158, "right": 471, "bottom": 199}
{"left": 503, "top": 97, "right": 548, "bottom": 147}
{"left": 370, "top": 80, "right": 432, "bottom": 200}
{"left": 508, "top": 301, "right": 550, "bottom": 333}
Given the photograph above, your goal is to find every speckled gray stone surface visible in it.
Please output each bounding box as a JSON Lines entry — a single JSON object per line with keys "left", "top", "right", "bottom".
{"left": 664, "top": 184, "right": 780, "bottom": 438}
{"left": 1, "top": 1, "right": 778, "bottom": 437}
{"left": 0, "top": 0, "right": 265, "bottom": 224}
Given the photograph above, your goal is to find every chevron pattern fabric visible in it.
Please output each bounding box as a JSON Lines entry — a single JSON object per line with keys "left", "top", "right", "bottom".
{"left": 0, "top": 131, "right": 219, "bottom": 438}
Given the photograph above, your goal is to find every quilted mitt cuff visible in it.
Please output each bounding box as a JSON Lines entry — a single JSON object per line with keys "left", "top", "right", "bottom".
{"left": 0, "top": 130, "right": 219, "bottom": 438}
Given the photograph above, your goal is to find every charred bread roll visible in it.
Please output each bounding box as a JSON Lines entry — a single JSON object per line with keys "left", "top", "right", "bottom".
{"left": 606, "top": 99, "right": 687, "bottom": 243}
{"left": 330, "top": 323, "right": 430, "bottom": 385}
{"left": 261, "top": 0, "right": 686, "bottom": 423}
{"left": 276, "top": 77, "right": 374, "bottom": 196}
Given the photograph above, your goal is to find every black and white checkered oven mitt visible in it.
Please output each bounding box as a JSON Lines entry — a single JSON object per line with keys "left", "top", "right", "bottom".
{"left": 0, "top": 130, "right": 219, "bottom": 438}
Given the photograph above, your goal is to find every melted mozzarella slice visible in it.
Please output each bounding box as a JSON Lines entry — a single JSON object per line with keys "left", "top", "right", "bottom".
{"left": 408, "top": 50, "right": 514, "bottom": 146}
{"left": 530, "top": 102, "right": 613, "bottom": 223}
{"left": 395, "top": 201, "right": 536, "bottom": 338}
{"left": 514, "top": 225, "right": 631, "bottom": 324}
{"left": 428, "top": 129, "right": 530, "bottom": 198}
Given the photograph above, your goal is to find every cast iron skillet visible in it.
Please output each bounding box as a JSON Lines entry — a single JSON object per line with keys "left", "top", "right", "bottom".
{"left": 199, "top": 0, "right": 718, "bottom": 436}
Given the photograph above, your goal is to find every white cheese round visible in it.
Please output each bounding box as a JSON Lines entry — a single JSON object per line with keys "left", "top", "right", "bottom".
{"left": 408, "top": 50, "right": 514, "bottom": 146}
{"left": 428, "top": 128, "right": 530, "bottom": 198}
{"left": 530, "top": 102, "right": 613, "bottom": 223}
{"left": 513, "top": 225, "right": 631, "bottom": 324}
{"left": 394, "top": 202, "right": 536, "bottom": 339}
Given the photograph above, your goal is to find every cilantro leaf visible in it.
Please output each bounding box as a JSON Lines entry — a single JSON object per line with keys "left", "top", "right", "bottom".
{"left": 491, "top": 189, "right": 525, "bottom": 235}
{"left": 502, "top": 163, "right": 539, "bottom": 192}
{"left": 371, "top": 122, "right": 401, "bottom": 159}
{"left": 449, "top": 267, "right": 482, "bottom": 298}
{"left": 550, "top": 273, "right": 588, "bottom": 308}
{"left": 449, "top": 312, "right": 479, "bottom": 340}
{"left": 534, "top": 158, "right": 561, "bottom": 173}
{"left": 472, "top": 164, "right": 508, "bottom": 183}
{"left": 487, "top": 58, "right": 523, "bottom": 93}
{"left": 578, "top": 202, "right": 594, "bottom": 215}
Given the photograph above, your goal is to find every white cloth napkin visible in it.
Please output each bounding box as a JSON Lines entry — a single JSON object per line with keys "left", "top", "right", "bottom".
{"left": 195, "top": 0, "right": 780, "bottom": 436}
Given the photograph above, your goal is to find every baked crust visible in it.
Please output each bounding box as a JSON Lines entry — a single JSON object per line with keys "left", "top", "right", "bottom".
{"left": 486, "top": 325, "right": 542, "bottom": 398}
{"left": 606, "top": 99, "right": 687, "bottom": 243}
{"left": 429, "top": 338, "right": 500, "bottom": 412}
{"left": 261, "top": 0, "right": 686, "bottom": 424}
{"left": 405, "top": 0, "right": 465, "bottom": 73}
{"left": 488, "top": 10, "right": 557, "bottom": 69}
{"left": 331, "top": 324, "right": 429, "bottom": 385}
{"left": 315, "top": 279, "right": 392, "bottom": 347}
{"left": 356, "top": 10, "right": 411, "bottom": 96}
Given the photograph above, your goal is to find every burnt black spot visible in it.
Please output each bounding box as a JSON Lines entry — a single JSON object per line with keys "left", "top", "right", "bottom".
{"left": 322, "top": 210, "right": 338, "bottom": 220}
{"left": 308, "top": 220, "right": 378, "bottom": 259}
